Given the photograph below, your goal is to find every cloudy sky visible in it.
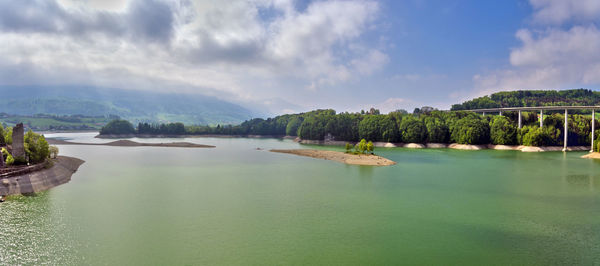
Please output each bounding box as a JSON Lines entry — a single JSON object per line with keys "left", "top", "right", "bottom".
{"left": 1, "top": 0, "right": 599, "bottom": 114}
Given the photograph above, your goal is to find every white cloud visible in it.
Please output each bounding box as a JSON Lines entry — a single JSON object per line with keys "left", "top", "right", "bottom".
{"left": 473, "top": 26, "right": 600, "bottom": 93}
{"left": 467, "top": 1, "right": 600, "bottom": 102}
{"left": 351, "top": 49, "right": 389, "bottom": 75}
{"left": 530, "top": 0, "right": 600, "bottom": 24}
{"left": 0, "top": 0, "right": 386, "bottom": 113}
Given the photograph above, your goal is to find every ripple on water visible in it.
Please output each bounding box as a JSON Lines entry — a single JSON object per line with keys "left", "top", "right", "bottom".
{"left": 0, "top": 192, "right": 80, "bottom": 265}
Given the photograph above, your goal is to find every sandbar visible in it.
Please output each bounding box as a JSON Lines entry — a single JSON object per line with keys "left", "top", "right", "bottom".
{"left": 48, "top": 139, "right": 215, "bottom": 148}
{"left": 270, "top": 149, "right": 396, "bottom": 166}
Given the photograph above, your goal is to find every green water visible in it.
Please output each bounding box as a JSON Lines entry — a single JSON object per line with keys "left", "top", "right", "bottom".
{"left": 1, "top": 133, "right": 599, "bottom": 265}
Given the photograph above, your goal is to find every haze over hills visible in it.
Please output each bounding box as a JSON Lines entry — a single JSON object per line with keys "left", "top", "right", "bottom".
{"left": 0, "top": 86, "right": 256, "bottom": 125}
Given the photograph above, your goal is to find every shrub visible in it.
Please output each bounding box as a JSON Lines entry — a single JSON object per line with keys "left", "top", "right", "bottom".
{"left": 399, "top": 116, "right": 426, "bottom": 143}
{"left": 49, "top": 146, "right": 59, "bottom": 159}
{"left": 5, "top": 154, "right": 14, "bottom": 165}
{"left": 1, "top": 148, "right": 9, "bottom": 165}
{"left": 450, "top": 117, "right": 490, "bottom": 145}
{"left": 490, "top": 116, "right": 517, "bottom": 145}
{"left": 345, "top": 142, "right": 352, "bottom": 153}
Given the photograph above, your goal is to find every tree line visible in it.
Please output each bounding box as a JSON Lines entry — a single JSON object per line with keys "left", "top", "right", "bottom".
{"left": 451, "top": 89, "right": 600, "bottom": 111}
{"left": 100, "top": 108, "right": 600, "bottom": 147}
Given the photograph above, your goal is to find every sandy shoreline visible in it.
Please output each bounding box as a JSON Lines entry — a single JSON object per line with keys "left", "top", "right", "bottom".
{"left": 47, "top": 139, "right": 215, "bottom": 148}
{"left": 270, "top": 149, "right": 396, "bottom": 166}
{"left": 297, "top": 139, "right": 590, "bottom": 152}
{"left": 0, "top": 156, "right": 85, "bottom": 196}
{"left": 581, "top": 152, "right": 600, "bottom": 159}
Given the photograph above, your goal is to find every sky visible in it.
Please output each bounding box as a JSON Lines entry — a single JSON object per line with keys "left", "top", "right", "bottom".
{"left": 0, "top": 0, "right": 599, "bottom": 115}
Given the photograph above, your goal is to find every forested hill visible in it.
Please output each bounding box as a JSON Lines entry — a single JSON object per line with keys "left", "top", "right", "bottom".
{"left": 451, "top": 89, "right": 600, "bottom": 110}
{"left": 0, "top": 86, "right": 255, "bottom": 125}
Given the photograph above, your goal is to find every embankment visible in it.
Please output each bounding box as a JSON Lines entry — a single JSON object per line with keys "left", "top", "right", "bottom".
{"left": 296, "top": 139, "right": 589, "bottom": 152}
{"left": 0, "top": 156, "right": 85, "bottom": 196}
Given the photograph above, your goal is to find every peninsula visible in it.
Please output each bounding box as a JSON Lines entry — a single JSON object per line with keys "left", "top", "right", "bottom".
{"left": 1, "top": 156, "right": 84, "bottom": 197}
{"left": 1, "top": 123, "right": 85, "bottom": 199}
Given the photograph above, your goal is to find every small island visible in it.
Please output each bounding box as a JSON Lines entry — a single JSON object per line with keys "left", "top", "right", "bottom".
{"left": 1, "top": 123, "right": 84, "bottom": 199}
{"left": 271, "top": 139, "right": 396, "bottom": 166}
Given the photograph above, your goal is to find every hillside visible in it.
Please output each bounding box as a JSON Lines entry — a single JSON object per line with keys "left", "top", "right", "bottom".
{"left": 451, "top": 89, "right": 600, "bottom": 110}
{"left": 0, "top": 113, "right": 114, "bottom": 131}
{"left": 0, "top": 86, "right": 256, "bottom": 125}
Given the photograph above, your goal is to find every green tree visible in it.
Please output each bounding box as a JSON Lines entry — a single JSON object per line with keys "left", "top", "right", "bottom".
{"left": 345, "top": 142, "right": 353, "bottom": 153}
{"left": 366, "top": 141, "right": 374, "bottom": 154}
{"left": 450, "top": 117, "right": 490, "bottom": 144}
{"left": 355, "top": 139, "right": 368, "bottom": 154}
{"left": 490, "top": 116, "right": 517, "bottom": 145}
{"left": 285, "top": 116, "right": 302, "bottom": 136}
{"left": 423, "top": 116, "right": 449, "bottom": 143}
{"left": 1, "top": 148, "right": 10, "bottom": 165}
{"left": 4, "top": 126, "right": 12, "bottom": 145}
{"left": 520, "top": 126, "right": 561, "bottom": 146}
{"left": 399, "top": 116, "right": 427, "bottom": 143}
{"left": 24, "top": 130, "right": 50, "bottom": 164}
{"left": 100, "top": 120, "right": 135, "bottom": 135}
{"left": 0, "top": 124, "right": 4, "bottom": 145}
{"left": 358, "top": 115, "right": 381, "bottom": 141}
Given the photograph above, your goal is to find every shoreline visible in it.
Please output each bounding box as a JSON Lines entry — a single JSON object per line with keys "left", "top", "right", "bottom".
{"left": 297, "top": 139, "right": 590, "bottom": 152}
{"left": 582, "top": 152, "right": 600, "bottom": 159}
{"left": 270, "top": 149, "right": 396, "bottom": 166}
{"left": 0, "top": 156, "right": 85, "bottom": 197}
{"left": 95, "top": 134, "right": 291, "bottom": 139}
{"left": 85, "top": 134, "right": 591, "bottom": 153}
{"left": 47, "top": 139, "right": 215, "bottom": 148}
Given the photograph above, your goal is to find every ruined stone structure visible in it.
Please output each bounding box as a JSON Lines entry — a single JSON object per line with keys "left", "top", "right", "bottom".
{"left": 12, "top": 123, "right": 25, "bottom": 159}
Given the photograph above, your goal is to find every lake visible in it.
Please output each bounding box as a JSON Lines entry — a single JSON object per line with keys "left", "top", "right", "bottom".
{"left": 1, "top": 132, "right": 599, "bottom": 265}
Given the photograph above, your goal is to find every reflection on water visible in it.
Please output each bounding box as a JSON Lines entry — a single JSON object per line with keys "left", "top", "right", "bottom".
{"left": 1, "top": 133, "right": 599, "bottom": 265}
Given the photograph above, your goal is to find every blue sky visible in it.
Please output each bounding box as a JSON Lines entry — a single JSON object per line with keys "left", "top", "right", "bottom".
{"left": 0, "top": 0, "right": 599, "bottom": 115}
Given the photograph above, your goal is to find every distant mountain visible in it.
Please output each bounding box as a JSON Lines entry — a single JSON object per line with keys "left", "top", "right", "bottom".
{"left": 0, "top": 86, "right": 255, "bottom": 125}
{"left": 451, "top": 89, "right": 600, "bottom": 110}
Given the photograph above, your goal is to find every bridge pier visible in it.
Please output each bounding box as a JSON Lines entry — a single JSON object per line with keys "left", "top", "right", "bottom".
{"left": 563, "top": 109, "right": 568, "bottom": 152}
{"left": 518, "top": 110, "right": 522, "bottom": 129}
{"left": 540, "top": 110, "right": 543, "bottom": 128}
{"left": 592, "top": 110, "right": 595, "bottom": 152}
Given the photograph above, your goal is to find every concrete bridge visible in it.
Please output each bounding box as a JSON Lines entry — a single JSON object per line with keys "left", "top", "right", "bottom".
{"left": 467, "top": 106, "right": 600, "bottom": 152}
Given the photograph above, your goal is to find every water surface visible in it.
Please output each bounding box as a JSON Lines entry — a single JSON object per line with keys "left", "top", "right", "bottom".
{"left": 1, "top": 133, "right": 599, "bottom": 265}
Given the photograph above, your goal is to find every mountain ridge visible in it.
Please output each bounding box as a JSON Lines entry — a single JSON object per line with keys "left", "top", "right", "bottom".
{"left": 0, "top": 86, "right": 255, "bottom": 125}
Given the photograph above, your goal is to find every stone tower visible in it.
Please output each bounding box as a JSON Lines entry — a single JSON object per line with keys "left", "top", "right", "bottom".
{"left": 12, "top": 123, "right": 25, "bottom": 159}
